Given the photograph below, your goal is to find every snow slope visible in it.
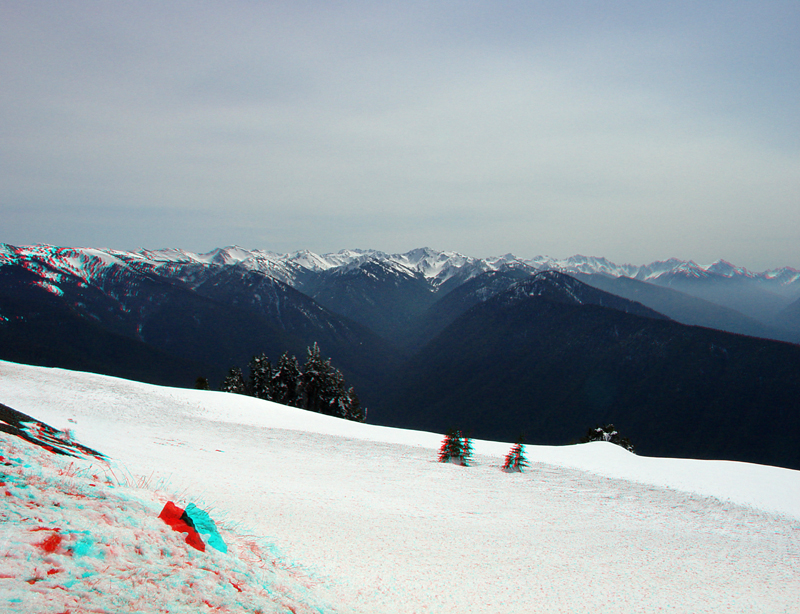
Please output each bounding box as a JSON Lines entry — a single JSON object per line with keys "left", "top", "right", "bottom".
{"left": 2, "top": 360, "right": 799, "bottom": 613}
{"left": 0, "top": 432, "right": 337, "bottom": 614}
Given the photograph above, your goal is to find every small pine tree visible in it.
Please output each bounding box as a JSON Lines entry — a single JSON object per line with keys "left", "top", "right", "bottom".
{"left": 219, "top": 367, "right": 248, "bottom": 395}
{"left": 439, "top": 429, "right": 472, "bottom": 466}
{"left": 502, "top": 438, "right": 529, "bottom": 472}
{"left": 194, "top": 376, "right": 210, "bottom": 390}
{"left": 438, "top": 429, "right": 463, "bottom": 464}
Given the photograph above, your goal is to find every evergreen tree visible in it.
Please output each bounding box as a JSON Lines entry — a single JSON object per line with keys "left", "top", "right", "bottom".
{"left": 302, "top": 342, "right": 331, "bottom": 414}
{"left": 272, "top": 352, "right": 302, "bottom": 407}
{"left": 320, "top": 363, "right": 349, "bottom": 417}
{"left": 346, "top": 388, "right": 366, "bottom": 422}
{"left": 248, "top": 353, "right": 273, "bottom": 400}
{"left": 502, "top": 437, "right": 529, "bottom": 472}
{"left": 439, "top": 429, "right": 470, "bottom": 465}
{"left": 219, "top": 367, "right": 247, "bottom": 395}
{"left": 194, "top": 376, "right": 210, "bottom": 390}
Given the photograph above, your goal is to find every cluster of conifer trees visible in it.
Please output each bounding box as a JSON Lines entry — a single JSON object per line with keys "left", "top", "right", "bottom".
{"left": 214, "top": 343, "right": 366, "bottom": 422}
{"left": 438, "top": 429, "right": 474, "bottom": 466}
{"left": 578, "top": 424, "right": 635, "bottom": 452}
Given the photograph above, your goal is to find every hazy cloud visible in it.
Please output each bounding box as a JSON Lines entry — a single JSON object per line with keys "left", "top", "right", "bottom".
{"left": 1, "top": 0, "right": 798, "bottom": 269}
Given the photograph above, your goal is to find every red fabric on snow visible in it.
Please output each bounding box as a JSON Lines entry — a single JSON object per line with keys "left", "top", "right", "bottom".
{"left": 158, "top": 501, "right": 206, "bottom": 552}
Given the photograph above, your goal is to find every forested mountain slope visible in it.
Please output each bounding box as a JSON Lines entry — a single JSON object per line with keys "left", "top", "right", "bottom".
{"left": 377, "top": 272, "right": 800, "bottom": 469}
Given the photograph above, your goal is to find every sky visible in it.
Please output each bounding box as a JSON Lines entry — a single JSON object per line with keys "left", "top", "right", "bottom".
{"left": 1, "top": 1, "right": 798, "bottom": 271}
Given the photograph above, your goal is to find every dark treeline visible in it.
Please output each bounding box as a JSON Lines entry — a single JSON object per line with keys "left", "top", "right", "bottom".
{"left": 213, "top": 343, "right": 366, "bottom": 422}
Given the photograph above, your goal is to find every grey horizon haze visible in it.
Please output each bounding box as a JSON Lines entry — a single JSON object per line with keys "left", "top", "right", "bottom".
{"left": 1, "top": 1, "right": 798, "bottom": 271}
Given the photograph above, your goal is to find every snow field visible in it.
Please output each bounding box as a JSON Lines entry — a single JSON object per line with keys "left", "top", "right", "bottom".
{"left": 0, "top": 432, "right": 343, "bottom": 613}
{"left": 1, "top": 360, "right": 800, "bottom": 613}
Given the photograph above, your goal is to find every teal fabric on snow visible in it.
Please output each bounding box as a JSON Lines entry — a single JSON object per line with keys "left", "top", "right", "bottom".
{"left": 184, "top": 503, "right": 227, "bottom": 553}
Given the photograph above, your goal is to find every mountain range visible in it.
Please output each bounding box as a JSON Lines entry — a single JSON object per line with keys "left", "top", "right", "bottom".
{"left": 2, "top": 243, "right": 800, "bottom": 469}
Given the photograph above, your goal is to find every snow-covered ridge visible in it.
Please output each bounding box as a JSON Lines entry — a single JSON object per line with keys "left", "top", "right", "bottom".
{"left": 3, "top": 359, "right": 799, "bottom": 520}
{"left": 507, "top": 270, "right": 587, "bottom": 304}
{"left": 2, "top": 243, "right": 799, "bottom": 292}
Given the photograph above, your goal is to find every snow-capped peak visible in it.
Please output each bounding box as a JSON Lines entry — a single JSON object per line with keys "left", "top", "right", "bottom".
{"left": 137, "top": 248, "right": 207, "bottom": 264}
{"left": 704, "top": 259, "right": 753, "bottom": 278}
{"left": 763, "top": 267, "right": 800, "bottom": 285}
{"left": 206, "top": 246, "right": 258, "bottom": 266}
{"left": 392, "top": 248, "right": 477, "bottom": 283}
{"left": 285, "top": 249, "right": 341, "bottom": 271}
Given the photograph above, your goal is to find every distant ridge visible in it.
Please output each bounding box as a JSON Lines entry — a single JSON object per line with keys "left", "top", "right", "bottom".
{"left": 3, "top": 243, "right": 798, "bottom": 292}
{"left": 2, "top": 242, "right": 799, "bottom": 345}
